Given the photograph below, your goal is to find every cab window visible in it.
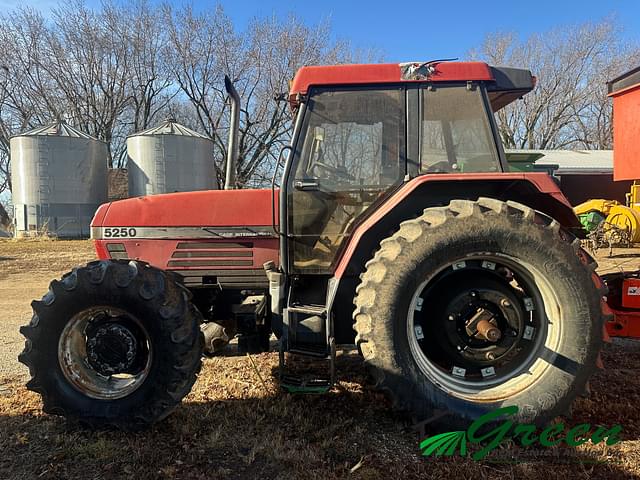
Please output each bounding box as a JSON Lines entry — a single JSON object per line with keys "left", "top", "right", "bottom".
{"left": 421, "top": 85, "right": 501, "bottom": 173}
{"left": 288, "top": 87, "right": 404, "bottom": 273}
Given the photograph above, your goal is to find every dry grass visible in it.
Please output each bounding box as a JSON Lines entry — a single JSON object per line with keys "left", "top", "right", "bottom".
{"left": 0, "top": 240, "right": 639, "bottom": 479}
{"left": 0, "top": 239, "right": 94, "bottom": 276}
{"left": 1, "top": 344, "right": 639, "bottom": 480}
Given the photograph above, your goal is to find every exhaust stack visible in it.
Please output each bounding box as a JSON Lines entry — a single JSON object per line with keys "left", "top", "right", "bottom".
{"left": 224, "top": 75, "right": 240, "bottom": 189}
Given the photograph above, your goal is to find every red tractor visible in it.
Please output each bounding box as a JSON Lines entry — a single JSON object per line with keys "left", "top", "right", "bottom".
{"left": 20, "top": 61, "right": 606, "bottom": 429}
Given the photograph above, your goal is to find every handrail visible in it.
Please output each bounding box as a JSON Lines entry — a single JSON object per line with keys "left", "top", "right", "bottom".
{"left": 271, "top": 145, "right": 291, "bottom": 236}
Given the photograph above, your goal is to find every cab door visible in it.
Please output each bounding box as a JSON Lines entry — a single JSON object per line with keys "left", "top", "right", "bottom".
{"left": 282, "top": 86, "right": 407, "bottom": 274}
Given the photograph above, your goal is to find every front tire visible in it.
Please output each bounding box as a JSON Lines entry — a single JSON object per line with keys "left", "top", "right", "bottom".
{"left": 19, "top": 260, "right": 203, "bottom": 429}
{"left": 353, "top": 198, "right": 605, "bottom": 428}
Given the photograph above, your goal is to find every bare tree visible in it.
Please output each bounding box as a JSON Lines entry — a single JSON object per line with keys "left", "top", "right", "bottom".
{"left": 108, "top": 0, "right": 175, "bottom": 166}
{"left": 569, "top": 49, "right": 640, "bottom": 149}
{"left": 163, "top": 5, "right": 237, "bottom": 187}
{"left": 0, "top": 8, "right": 60, "bottom": 194}
{"left": 49, "top": 1, "right": 134, "bottom": 166}
{"left": 0, "top": 3, "right": 132, "bottom": 167}
{"left": 0, "top": 64, "right": 12, "bottom": 194}
{"left": 0, "top": 0, "right": 178, "bottom": 185}
{"left": 470, "top": 18, "right": 640, "bottom": 150}
{"left": 0, "top": 1, "right": 363, "bottom": 193}
{"left": 164, "top": 6, "right": 357, "bottom": 188}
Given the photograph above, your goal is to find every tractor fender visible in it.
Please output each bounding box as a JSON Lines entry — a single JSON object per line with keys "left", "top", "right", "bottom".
{"left": 335, "top": 172, "right": 579, "bottom": 279}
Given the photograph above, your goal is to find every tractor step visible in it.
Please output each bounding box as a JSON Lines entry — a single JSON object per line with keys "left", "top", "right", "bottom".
{"left": 287, "top": 304, "right": 327, "bottom": 316}
{"left": 283, "top": 304, "right": 329, "bottom": 353}
{"left": 280, "top": 376, "right": 332, "bottom": 394}
{"left": 278, "top": 337, "right": 336, "bottom": 394}
{"left": 289, "top": 343, "right": 328, "bottom": 357}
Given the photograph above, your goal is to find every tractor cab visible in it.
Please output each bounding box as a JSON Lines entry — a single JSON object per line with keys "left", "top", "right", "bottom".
{"left": 270, "top": 61, "right": 550, "bottom": 389}
{"left": 281, "top": 62, "right": 533, "bottom": 275}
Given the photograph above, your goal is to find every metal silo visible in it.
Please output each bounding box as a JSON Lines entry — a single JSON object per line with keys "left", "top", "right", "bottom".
{"left": 10, "top": 122, "right": 108, "bottom": 238}
{"left": 126, "top": 118, "right": 216, "bottom": 196}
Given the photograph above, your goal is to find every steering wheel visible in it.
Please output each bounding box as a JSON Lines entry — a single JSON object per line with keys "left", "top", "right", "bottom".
{"left": 425, "top": 160, "right": 454, "bottom": 173}
{"left": 459, "top": 155, "right": 499, "bottom": 172}
{"left": 310, "top": 161, "right": 355, "bottom": 182}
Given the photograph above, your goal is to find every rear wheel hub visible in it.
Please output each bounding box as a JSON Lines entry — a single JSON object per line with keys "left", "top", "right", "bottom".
{"left": 408, "top": 255, "right": 547, "bottom": 392}
{"left": 441, "top": 284, "right": 525, "bottom": 368}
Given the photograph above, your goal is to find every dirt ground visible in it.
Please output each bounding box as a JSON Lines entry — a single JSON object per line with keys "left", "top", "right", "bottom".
{"left": 0, "top": 239, "right": 640, "bottom": 479}
{"left": 0, "top": 239, "right": 95, "bottom": 378}
{"left": 594, "top": 246, "right": 640, "bottom": 276}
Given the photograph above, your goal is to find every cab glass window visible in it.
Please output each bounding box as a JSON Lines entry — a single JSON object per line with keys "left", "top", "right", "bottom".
{"left": 288, "top": 87, "right": 404, "bottom": 273}
{"left": 421, "top": 85, "right": 500, "bottom": 173}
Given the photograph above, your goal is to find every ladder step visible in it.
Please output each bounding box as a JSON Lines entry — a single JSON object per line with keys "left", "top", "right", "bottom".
{"left": 289, "top": 345, "right": 328, "bottom": 358}
{"left": 278, "top": 338, "right": 335, "bottom": 394}
{"left": 287, "top": 304, "right": 326, "bottom": 316}
{"left": 280, "top": 376, "right": 331, "bottom": 394}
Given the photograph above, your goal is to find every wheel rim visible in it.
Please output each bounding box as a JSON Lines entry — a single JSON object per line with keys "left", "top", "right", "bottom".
{"left": 58, "top": 306, "right": 153, "bottom": 400}
{"left": 407, "top": 253, "right": 562, "bottom": 402}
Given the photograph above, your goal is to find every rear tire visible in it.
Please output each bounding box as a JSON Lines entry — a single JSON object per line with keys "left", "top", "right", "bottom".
{"left": 353, "top": 198, "right": 605, "bottom": 428}
{"left": 19, "top": 260, "right": 203, "bottom": 429}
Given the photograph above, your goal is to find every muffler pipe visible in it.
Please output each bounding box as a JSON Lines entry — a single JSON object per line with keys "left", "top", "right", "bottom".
{"left": 224, "top": 75, "right": 240, "bottom": 189}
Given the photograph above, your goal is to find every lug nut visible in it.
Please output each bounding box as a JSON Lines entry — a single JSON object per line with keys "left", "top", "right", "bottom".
{"left": 486, "top": 351, "right": 496, "bottom": 361}
{"left": 448, "top": 314, "right": 455, "bottom": 321}
{"left": 501, "top": 299, "right": 511, "bottom": 307}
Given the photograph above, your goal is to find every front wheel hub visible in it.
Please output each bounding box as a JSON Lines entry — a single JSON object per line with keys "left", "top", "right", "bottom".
{"left": 87, "top": 323, "right": 138, "bottom": 375}
{"left": 58, "top": 307, "right": 152, "bottom": 400}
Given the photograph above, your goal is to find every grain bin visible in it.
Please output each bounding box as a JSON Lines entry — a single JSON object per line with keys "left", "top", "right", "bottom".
{"left": 126, "top": 118, "right": 216, "bottom": 196}
{"left": 10, "top": 122, "right": 108, "bottom": 238}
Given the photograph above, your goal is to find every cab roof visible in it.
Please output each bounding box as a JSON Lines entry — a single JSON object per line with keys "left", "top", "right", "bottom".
{"left": 289, "top": 61, "right": 535, "bottom": 111}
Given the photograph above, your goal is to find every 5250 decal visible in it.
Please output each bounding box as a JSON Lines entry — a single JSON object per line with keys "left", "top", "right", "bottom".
{"left": 104, "top": 227, "right": 137, "bottom": 238}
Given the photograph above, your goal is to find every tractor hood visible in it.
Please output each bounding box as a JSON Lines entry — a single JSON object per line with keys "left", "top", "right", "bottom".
{"left": 91, "top": 189, "right": 278, "bottom": 240}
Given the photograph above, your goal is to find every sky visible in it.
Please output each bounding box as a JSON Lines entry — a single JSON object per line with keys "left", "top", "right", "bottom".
{"left": 212, "top": 0, "right": 640, "bottom": 62}
{"left": 1, "top": 0, "right": 638, "bottom": 60}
